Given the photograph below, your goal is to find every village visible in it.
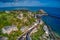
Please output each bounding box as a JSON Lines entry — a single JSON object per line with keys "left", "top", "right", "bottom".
{"left": 0, "top": 9, "right": 55, "bottom": 40}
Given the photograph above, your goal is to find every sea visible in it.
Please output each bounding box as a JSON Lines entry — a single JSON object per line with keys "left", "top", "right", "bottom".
{"left": 0, "top": 7, "right": 60, "bottom": 37}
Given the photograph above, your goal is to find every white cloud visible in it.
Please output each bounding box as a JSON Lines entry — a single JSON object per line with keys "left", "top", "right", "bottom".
{"left": 0, "top": 0, "right": 60, "bottom": 8}
{"left": 0, "top": 1, "right": 45, "bottom": 7}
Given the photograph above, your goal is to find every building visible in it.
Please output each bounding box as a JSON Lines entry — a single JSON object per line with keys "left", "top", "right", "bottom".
{"left": 28, "top": 11, "right": 32, "bottom": 15}
{"left": 20, "top": 26, "right": 28, "bottom": 32}
{"left": 2, "top": 25, "right": 18, "bottom": 34}
{"left": 40, "top": 19, "right": 44, "bottom": 25}
{"left": 43, "top": 25, "right": 49, "bottom": 36}
{"left": 0, "top": 36, "right": 8, "bottom": 40}
{"left": 39, "top": 9, "right": 47, "bottom": 14}
{"left": 17, "top": 13, "right": 23, "bottom": 19}
{"left": 5, "top": 11, "right": 10, "bottom": 13}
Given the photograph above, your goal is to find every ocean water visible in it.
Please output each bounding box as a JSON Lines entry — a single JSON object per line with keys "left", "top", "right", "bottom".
{"left": 41, "top": 16, "right": 60, "bottom": 36}
{"left": 0, "top": 7, "right": 60, "bottom": 37}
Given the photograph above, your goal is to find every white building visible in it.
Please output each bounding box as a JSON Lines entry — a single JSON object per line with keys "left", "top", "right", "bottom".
{"left": 28, "top": 11, "right": 32, "bottom": 15}
{"left": 39, "top": 9, "right": 47, "bottom": 13}
{"left": 17, "top": 13, "right": 23, "bottom": 19}
{"left": 0, "top": 36, "right": 8, "bottom": 40}
{"left": 2, "top": 25, "right": 18, "bottom": 34}
{"left": 43, "top": 25, "right": 49, "bottom": 36}
{"left": 5, "top": 11, "right": 10, "bottom": 13}
{"left": 20, "top": 26, "right": 28, "bottom": 32}
{"left": 40, "top": 20, "right": 44, "bottom": 25}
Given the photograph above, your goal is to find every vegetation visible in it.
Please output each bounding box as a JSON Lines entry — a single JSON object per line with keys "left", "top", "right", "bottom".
{"left": 31, "top": 24, "right": 45, "bottom": 40}
{"left": 0, "top": 10, "right": 36, "bottom": 40}
{"left": 0, "top": 10, "right": 45, "bottom": 40}
{"left": 8, "top": 31, "right": 22, "bottom": 40}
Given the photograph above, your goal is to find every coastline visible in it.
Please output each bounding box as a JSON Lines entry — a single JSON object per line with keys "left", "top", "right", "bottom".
{"left": 39, "top": 10, "right": 60, "bottom": 39}
{"left": 0, "top": 8, "right": 60, "bottom": 40}
{"left": 42, "top": 19, "right": 60, "bottom": 39}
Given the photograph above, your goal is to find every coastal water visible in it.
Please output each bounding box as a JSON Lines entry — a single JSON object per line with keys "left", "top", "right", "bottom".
{"left": 41, "top": 16, "right": 60, "bottom": 36}
{"left": 0, "top": 7, "right": 60, "bottom": 37}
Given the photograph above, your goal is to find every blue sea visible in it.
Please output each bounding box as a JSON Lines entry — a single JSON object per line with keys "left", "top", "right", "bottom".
{"left": 0, "top": 7, "right": 60, "bottom": 37}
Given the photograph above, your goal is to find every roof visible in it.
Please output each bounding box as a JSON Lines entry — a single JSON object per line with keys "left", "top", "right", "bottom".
{"left": 0, "top": 36, "right": 8, "bottom": 40}
{"left": 2, "top": 25, "right": 18, "bottom": 34}
{"left": 3, "top": 25, "right": 16, "bottom": 30}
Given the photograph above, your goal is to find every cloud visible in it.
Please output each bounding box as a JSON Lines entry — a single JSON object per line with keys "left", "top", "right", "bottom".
{"left": 0, "top": 1, "right": 45, "bottom": 7}
{"left": 0, "top": 0, "right": 60, "bottom": 8}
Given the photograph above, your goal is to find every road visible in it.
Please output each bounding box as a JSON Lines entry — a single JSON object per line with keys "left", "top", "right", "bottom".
{"left": 18, "top": 20, "right": 39, "bottom": 40}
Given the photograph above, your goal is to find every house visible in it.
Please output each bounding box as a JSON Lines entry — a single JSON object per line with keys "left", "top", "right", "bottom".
{"left": 28, "top": 11, "right": 34, "bottom": 17}
{"left": 40, "top": 19, "right": 44, "bottom": 25}
{"left": 17, "top": 13, "right": 23, "bottom": 19}
{"left": 2, "top": 25, "right": 18, "bottom": 34}
{"left": 28, "top": 11, "right": 32, "bottom": 15}
{"left": 20, "top": 26, "right": 28, "bottom": 32}
{"left": 43, "top": 25, "right": 49, "bottom": 36}
{"left": 0, "top": 36, "right": 8, "bottom": 40}
{"left": 5, "top": 11, "right": 10, "bottom": 13}
{"left": 39, "top": 9, "right": 47, "bottom": 14}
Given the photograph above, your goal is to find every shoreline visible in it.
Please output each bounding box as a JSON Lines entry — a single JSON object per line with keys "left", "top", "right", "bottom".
{"left": 42, "top": 20, "right": 60, "bottom": 39}
{"left": 0, "top": 9, "right": 60, "bottom": 40}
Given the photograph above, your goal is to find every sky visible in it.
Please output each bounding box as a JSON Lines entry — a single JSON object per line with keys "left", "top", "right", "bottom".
{"left": 0, "top": 0, "right": 60, "bottom": 8}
